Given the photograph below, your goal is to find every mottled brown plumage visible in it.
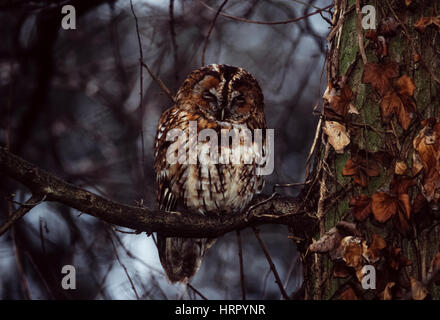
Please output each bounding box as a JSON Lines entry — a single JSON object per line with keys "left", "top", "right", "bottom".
{"left": 154, "top": 64, "right": 267, "bottom": 283}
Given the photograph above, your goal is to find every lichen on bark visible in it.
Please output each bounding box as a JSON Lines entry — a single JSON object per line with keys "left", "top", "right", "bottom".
{"left": 304, "top": 0, "right": 440, "bottom": 300}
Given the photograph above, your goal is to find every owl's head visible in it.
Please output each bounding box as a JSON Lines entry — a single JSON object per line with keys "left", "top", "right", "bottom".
{"left": 175, "top": 64, "right": 264, "bottom": 124}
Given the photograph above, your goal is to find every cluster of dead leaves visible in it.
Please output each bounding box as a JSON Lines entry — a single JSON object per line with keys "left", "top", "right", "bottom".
{"left": 362, "top": 62, "right": 417, "bottom": 130}
{"left": 309, "top": 223, "right": 380, "bottom": 282}
{"left": 342, "top": 152, "right": 380, "bottom": 187}
{"left": 324, "top": 81, "right": 357, "bottom": 119}
{"left": 310, "top": 225, "right": 417, "bottom": 299}
{"left": 334, "top": 234, "right": 410, "bottom": 284}
{"left": 322, "top": 81, "right": 358, "bottom": 154}
{"left": 413, "top": 119, "right": 440, "bottom": 202}
{"left": 365, "top": 17, "right": 400, "bottom": 58}
{"left": 414, "top": 16, "right": 440, "bottom": 32}
{"left": 310, "top": 224, "right": 440, "bottom": 299}
{"left": 349, "top": 176, "right": 414, "bottom": 237}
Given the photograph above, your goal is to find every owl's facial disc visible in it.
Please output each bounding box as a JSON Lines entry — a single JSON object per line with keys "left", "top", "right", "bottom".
{"left": 196, "top": 78, "right": 252, "bottom": 122}
{"left": 177, "top": 64, "right": 263, "bottom": 124}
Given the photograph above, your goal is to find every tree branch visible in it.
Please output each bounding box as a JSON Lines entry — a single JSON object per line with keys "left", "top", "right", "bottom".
{"left": 0, "top": 147, "right": 314, "bottom": 238}
{"left": 0, "top": 194, "right": 44, "bottom": 236}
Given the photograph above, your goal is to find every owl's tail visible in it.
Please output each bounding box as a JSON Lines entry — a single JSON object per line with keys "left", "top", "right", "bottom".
{"left": 157, "top": 235, "right": 215, "bottom": 283}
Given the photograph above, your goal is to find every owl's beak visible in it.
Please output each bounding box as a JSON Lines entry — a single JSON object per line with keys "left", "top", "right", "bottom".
{"left": 220, "top": 108, "right": 225, "bottom": 121}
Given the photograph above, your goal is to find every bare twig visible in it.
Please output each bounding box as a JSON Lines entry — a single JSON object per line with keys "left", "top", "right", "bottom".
{"left": 187, "top": 282, "right": 208, "bottom": 300}
{"left": 39, "top": 217, "right": 47, "bottom": 254}
{"left": 140, "top": 61, "right": 175, "bottom": 103}
{"left": 305, "top": 117, "right": 322, "bottom": 179}
{"left": 24, "top": 250, "right": 55, "bottom": 299}
{"left": 199, "top": 1, "right": 333, "bottom": 25}
{"left": 201, "top": 0, "right": 228, "bottom": 66}
{"left": 314, "top": 140, "right": 331, "bottom": 300}
{"left": 236, "top": 230, "right": 246, "bottom": 300}
{"left": 246, "top": 192, "right": 278, "bottom": 220}
{"left": 108, "top": 233, "right": 140, "bottom": 300}
{"left": 169, "top": 0, "right": 179, "bottom": 80}
{"left": 93, "top": 262, "right": 114, "bottom": 300}
{"left": 0, "top": 194, "right": 45, "bottom": 236}
{"left": 129, "top": 0, "right": 147, "bottom": 188}
{"left": 252, "top": 226, "right": 289, "bottom": 300}
{"left": 355, "top": 0, "right": 367, "bottom": 64}
{"left": 9, "top": 201, "right": 31, "bottom": 300}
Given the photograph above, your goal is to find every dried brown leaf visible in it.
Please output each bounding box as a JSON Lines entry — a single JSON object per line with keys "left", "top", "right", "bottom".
{"left": 395, "top": 161, "right": 408, "bottom": 175}
{"left": 349, "top": 194, "right": 372, "bottom": 221}
{"left": 323, "top": 121, "right": 350, "bottom": 154}
{"left": 383, "top": 282, "right": 395, "bottom": 300}
{"left": 411, "top": 277, "right": 428, "bottom": 300}
{"left": 338, "top": 287, "right": 358, "bottom": 300}
{"left": 362, "top": 62, "right": 399, "bottom": 96}
{"left": 414, "top": 16, "right": 440, "bottom": 32}
{"left": 372, "top": 192, "right": 397, "bottom": 223}
{"left": 341, "top": 236, "right": 363, "bottom": 269}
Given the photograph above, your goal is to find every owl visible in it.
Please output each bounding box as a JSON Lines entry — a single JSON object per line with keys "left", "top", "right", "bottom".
{"left": 154, "top": 64, "right": 267, "bottom": 283}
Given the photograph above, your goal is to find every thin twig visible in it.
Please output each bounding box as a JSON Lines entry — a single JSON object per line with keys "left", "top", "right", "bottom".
{"left": 252, "top": 226, "right": 289, "bottom": 300}
{"left": 111, "top": 229, "right": 164, "bottom": 275}
{"left": 355, "top": 0, "right": 367, "bottom": 64}
{"left": 0, "top": 194, "right": 45, "bottom": 237}
{"left": 140, "top": 61, "right": 175, "bottom": 103}
{"left": 169, "top": 0, "right": 179, "bottom": 80}
{"left": 314, "top": 141, "right": 331, "bottom": 300}
{"left": 24, "top": 250, "right": 55, "bottom": 299}
{"left": 7, "top": 194, "right": 47, "bottom": 207}
{"left": 130, "top": 0, "right": 146, "bottom": 185}
{"left": 39, "top": 217, "right": 47, "bottom": 254}
{"left": 282, "top": 255, "right": 297, "bottom": 299}
{"left": 260, "top": 268, "right": 271, "bottom": 299}
{"left": 236, "top": 230, "right": 246, "bottom": 300}
{"left": 246, "top": 192, "right": 278, "bottom": 220}
{"left": 9, "top": 201, "right": 32, "bottom": 300}
{"left": 292, "top": 0, "right": 321, "bottom": 10}
{"left": 199, "top": 1, "right": 333, "bottom": 25}
{"left": 187, "top": 282, "right": 208, "bottom": 300}
{"left": 93, "top": 262, "right": 114, "bottom": 300}
{"left": 201, "top": 0, "right": 228, "bottom": 66}
{"left": 109, "top": 233, "right": 140, "bottom": 300}
{"left": 273, "top": 180, "right": 311, "bottom": 193}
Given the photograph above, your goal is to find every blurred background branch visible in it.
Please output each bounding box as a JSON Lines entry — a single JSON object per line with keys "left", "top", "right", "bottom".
{"left": 0, "top": 0, "right": 331, "bottom": 299}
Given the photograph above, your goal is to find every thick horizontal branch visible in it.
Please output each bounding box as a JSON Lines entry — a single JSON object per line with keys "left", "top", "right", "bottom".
{"left": 0, "top": 147, "right": 314, "bottom": 237}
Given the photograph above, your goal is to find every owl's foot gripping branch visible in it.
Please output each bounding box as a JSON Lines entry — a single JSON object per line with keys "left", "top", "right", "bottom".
{"left": 0, "top": 147, "right": 316, "bottom": 239}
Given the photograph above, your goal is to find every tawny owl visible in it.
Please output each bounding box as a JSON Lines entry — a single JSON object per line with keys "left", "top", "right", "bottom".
{"left": 154, "top": 64, "right": 267, "bottom": 283}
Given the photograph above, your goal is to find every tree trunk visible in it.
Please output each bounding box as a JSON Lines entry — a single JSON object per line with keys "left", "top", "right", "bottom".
{"left": 301, "top": 0, "right": 440, "bottom": 300}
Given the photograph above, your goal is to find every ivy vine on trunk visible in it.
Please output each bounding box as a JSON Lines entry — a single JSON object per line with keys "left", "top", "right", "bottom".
{"left": 299, "top": 0, "right": 440, "bottom": 300}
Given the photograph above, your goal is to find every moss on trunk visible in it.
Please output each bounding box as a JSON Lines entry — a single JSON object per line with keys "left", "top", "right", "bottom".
{"left": 302, "top": 0, "right": 440, "bottom": 300}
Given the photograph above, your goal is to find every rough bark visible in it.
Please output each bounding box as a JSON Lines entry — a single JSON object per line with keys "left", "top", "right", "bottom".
{"left": 302, "top": 0, "right": 440, "bottom": 300}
